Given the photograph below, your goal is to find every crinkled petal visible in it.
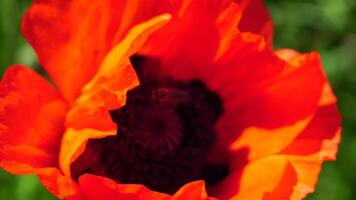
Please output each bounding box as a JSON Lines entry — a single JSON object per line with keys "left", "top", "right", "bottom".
{"left": 236, "top": 143, "right": 340, "bottom": 200}
{"left": 210, "top": 48, "right": 340, "bottom": 199}
{"left": 22, "top": 0, "right": 172, "bottom": 102}
{"left": 217, "top": 44, "right": 326, "bottom": 160}
{"left": 190, "top": 34, "right": 325, "bottom": 165}
{"left": 0, "top": 66, "right": 71, "bottom": 197}
{"left": 65, "top": 14, "right": 172, "bottom": 131}
{"left": 35, "top": 167, "right": 75, "bottom": 199}
{"left": 216, "top": 154, "right": 336, "bottom": 200}
{"left": 69, "top": 174, "right": 213, "bottom": 200}
{"left": 59, "top": 128, "right": 116, "bottom": 178}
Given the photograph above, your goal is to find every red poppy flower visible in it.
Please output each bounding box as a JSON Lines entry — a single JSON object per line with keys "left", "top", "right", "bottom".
{"left": 0, "top": 0, "right": 341, "bottom": 199}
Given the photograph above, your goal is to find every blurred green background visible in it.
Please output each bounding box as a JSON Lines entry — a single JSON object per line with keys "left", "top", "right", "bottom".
{"left": 0, "top": 0, "right": 355, "bottom": 199}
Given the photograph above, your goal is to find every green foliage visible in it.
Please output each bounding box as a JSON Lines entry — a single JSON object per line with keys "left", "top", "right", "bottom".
{"left": 0, "top": 0, "right": 355, "bottom": 199}
{"left": 0, "top": 170, "right": 56, "bottom": 200}
{"left": 0, "top": 0, "right": 36, "bottom": 73}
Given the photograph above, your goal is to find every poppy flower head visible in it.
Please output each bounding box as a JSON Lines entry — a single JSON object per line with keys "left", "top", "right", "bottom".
{"left": 0, "top": 0, "right": 341, "bottom": 199}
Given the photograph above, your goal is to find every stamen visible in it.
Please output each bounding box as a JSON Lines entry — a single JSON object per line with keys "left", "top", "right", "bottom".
{"left": 71, "top": 55, "right": 224, "bottom": 194}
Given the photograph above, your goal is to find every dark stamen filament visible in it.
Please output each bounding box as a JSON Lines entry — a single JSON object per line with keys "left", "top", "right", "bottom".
{"left": 71, "top": 55, "right": 226, "bottom": 194}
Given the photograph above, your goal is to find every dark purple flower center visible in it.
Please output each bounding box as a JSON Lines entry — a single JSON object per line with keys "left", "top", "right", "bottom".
{"left": 71, "top": 55, "right": 227, "bottom": 194}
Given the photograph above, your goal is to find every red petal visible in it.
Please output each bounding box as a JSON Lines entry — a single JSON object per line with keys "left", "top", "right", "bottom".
{"left": 140, "top": 0, "right": 224, "bottom": 79}
{"left": 189, "top": 33, "right": 326, "bottom": 166}
{"left": 281, "top": 103, "right": 341, "bottom": 158}
{"left": 217, "top": 45, "right": 326, "bottom": 160}
{"left": 263, "top": 162, "right": 298, "bottom": 200}
{"left": 22, "top": 0, "right": 172, "bottom": 102}
{"left": 235, "top": 0, "right": 274, "bottom": 45}
{"left": 71, "top": 174, "right": 213, "bottom": 200}
{"left": 0, "top": 66, "right": 72, "bottom": 197}
{"left": 210, "top": 48, "right": 340, "bottom": 198}
{"left": 73, "top": 174, "right": 170, "bottom": 200}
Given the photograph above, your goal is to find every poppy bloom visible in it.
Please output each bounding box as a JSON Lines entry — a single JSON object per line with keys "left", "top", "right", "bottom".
{"left": 0, "top": 0, "right": 341, "bottom": 199}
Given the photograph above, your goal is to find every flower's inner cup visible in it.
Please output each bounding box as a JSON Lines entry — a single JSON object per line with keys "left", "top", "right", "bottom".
{"left": 71, "top": 55, "right": 228, "bottom": 194}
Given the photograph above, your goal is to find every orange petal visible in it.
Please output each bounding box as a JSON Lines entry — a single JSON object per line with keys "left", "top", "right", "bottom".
{"left": 35, "top": 167, "right": 75, "bottom": 199}
{"left": 241, "top": 144, "right": 341, "bottom": 200}
{"left": 216, "top": 155, "right": 319, "bottom": 200}
{"left": 213, "top": 155, "right": 290, "bottom": 199}
{"left": 281, "top": 104, "right": 341, "bottom": 159}
{"left": 229, "top": 84, "right": 340, "bottom": 200}
{"left": 65, "top": 14, "right": 172, "bottom": 131}
{"left": 271, "top": 50, "right": 341, "bottom": 159}
{"left": 215, "top": 1, "right": 242, "bottom": 60}
{"left": 262, "top": 162, "right": 297, "bottom": 200}
{"left": 230, "top": 116, "right": 312, "bottom": 160}
{"left": 172, "top": 181, "right": 214, "bottom": 200}
{"left": 22, "top": 0, "right": 172, "bottom": 102}
{"left": 236, "top": 156, "right": 298, "bottom": 200}
{"left": 0, "top": 66, "right": 71, "bottom": 197}
{"left": 59, "top": 128, "right": 116, "bottom": 178}
{"left": 217, "top": 152, "right": 340, "bottom": 200}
